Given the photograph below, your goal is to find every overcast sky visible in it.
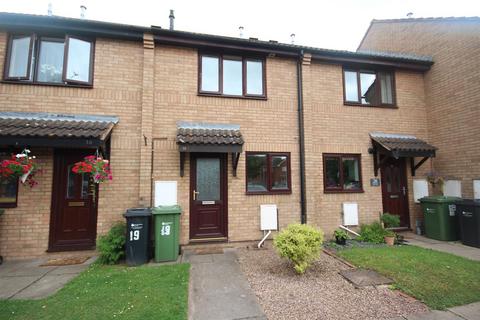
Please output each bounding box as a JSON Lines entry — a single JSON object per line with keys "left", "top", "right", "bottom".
{"left": 1, "top": 0, "right": 479, "bottom": 51}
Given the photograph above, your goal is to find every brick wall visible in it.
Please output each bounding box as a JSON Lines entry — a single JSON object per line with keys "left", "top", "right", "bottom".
{"left": 0, "top": 31, "right": 144, "bottom": 258}
{"left": 358, "top": 18, "right": 480, "bottom": 199}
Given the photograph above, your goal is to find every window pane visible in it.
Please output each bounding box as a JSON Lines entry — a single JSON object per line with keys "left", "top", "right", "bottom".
{"left": 0, "top": 179, "right": 17, "bottom": 205}
{"left": 325, "top": 158, "right": 340, "bottom": 188}
{"left": 343, "top": 157, "right": 361, "bottom": 190}
{"left": 81, "top": 174, "right": 90, "bottom": 199}
{"left": 37, "top": 40, "right": 64, "bottom": 83}
{"left": 247, "top": 154, "right": 267, "bottom": 192}
{"left": 271, "top": 155, "right": 288, "bottom": 190}
{"left": 360, "top": 72, "right": 377, "bottom": 104}
{"left": 380, "top": 72, "right": 393, "bottom": 104}
{"left": 67, "top": 165, "right": 75, "bottom": 198}
{"left": 223, "top": 59, "right": 242, "bottom": 95}
{"left": 8, "top": 36, "right": 31, "bottom": 78}
{"left": 201, "top": 56, "right": 219, "bottom": 92}
{"left": 196, "top": 158, "right": 220, "bottom": 201}
{"left": 344, "top": 71, "right": 359, "bottom": 102}
{"left": 65, "top": 38, "right": 92, "bottom": 83}
{"left": 246, "top": 60, "right": 263, "bottom": 95}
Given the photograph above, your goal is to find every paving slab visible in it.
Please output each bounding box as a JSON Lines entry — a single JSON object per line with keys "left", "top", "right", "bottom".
{"left": 340, "top": 268, "right": 394, "bottom": 287}
{"left": 405, "top": 310, "right": 465, "bottom": 320}
{"left": 449, "top": 301, "right": 480, "bottom": 320}
{"left": 12, "top": 273, "right": 78, "bottom": 300}
{"left": 0, "top": 276, "right": 39, "bottom": 299}
{"left": 187, "top": 249, "right": 266, "bottom": 320}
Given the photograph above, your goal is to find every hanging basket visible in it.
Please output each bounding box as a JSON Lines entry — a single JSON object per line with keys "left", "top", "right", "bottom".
{"left": 72, "top": 156, "right": 112, "bottom": 184}
{"left": 0, "top": 149, "right": 39, "bottom": 187}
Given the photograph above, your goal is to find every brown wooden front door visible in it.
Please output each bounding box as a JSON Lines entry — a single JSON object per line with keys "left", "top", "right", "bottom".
{"left": 49, "top": 149, "right": 98, "bottom": 251}
{"left": 380, "top": 157, "right": 410, "bottom": 228}
{"left": 190, "top": 153, "right": 227, "bottom": 239}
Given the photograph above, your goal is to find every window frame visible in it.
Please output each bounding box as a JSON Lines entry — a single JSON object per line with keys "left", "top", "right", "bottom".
{"left": 0, "top": 149, "right": 19, "bottom": 208}
{"left": 342, "top": 67, "right": 396, "bottom": 108}
{"left": 198, "top": 52, "right": 267, "bottom": 99}
{"left": 3, "top": 33, "right": 95, "bottom": 87}
{"left": 245, "top": 152, "right": 291, "bottom": 195}
{"left": 322, "top": 153, "right": 364, "bottom": 193}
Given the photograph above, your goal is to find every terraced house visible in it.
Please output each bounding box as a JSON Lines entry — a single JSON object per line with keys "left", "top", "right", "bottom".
{"left": 0, "top": 12, "right": 439, "bottom": 259}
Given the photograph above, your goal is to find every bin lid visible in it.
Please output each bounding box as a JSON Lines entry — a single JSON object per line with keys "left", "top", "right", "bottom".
{"left": 124, "top": 207, "right": 152, "bottom": 217}
{"left": 419, "top": 195, "right": 461, "bottom": 203}
{"left": 456, "top": 199, "right": 480, "bottom": 207}
{"left": 152, "top": 205, "right": 182, "bottom": 215}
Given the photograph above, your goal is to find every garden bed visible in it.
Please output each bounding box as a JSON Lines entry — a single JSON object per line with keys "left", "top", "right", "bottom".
{"left": 237, "top": 244, "right": 428, "bottom": 320}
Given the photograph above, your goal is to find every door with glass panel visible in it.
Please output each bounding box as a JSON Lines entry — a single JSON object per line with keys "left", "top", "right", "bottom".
{"left": 49, "top": 149, "right": 98, "bottom": 251}
{"left": 190, "top": 153, "right": 227, "bottom": 239}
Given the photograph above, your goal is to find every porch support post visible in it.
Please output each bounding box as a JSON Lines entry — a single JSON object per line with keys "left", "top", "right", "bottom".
{"left": 411, "top": 156, "right": 429, "bottom": 176}
{"left": 139, "top": 33, "right": 155, "bottom": 207}
{"left": 232, "top": 152, "right": 240, "bottom": 177}
{"left": 180, "top": 152, "right": 185, "bottom": 177}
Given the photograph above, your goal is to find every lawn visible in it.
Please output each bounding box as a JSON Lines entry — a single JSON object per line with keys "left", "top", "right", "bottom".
{"left": 337, "top": 245, "right": 480, "bottom": 310}
{"left": 0, "top": 263, "right": 190, "bottom": 320}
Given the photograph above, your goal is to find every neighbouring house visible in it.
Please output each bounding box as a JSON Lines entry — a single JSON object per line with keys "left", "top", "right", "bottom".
{"left": 358, "top": 16, "right": 480, "bottom": 200}
{"left": 0, "top": 12, "right": 437, "bottom": 259}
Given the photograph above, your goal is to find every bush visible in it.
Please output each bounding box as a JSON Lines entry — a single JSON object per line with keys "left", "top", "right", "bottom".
{"left": 358, "top": 221, "right": 387, "bottom": 244}
{"left": 333, "top": 228, "right": 349, "bottom": 240}
{"left": 97, "top": 222, "right": 126, "bottom": 264}
{"left": 273, "top": 224, "right": 324, "bottom": 274}
{"left": 381, "top": 213, "right": 401, "bottom": 228}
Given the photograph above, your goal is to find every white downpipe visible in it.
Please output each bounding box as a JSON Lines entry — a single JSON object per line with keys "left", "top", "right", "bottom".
{"left": 258, "top": 230, "right": 272, "bottom": 248}
{"left": 339, "top": 225, "right": 360, "bottom": 237}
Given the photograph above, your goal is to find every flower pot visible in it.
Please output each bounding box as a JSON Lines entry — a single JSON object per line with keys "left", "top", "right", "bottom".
{"left": 384, "top": 236, "right": 395, "bottom": 246}
{"left": 20, "top": 169, "right": 32, "bottom": 184}
{"left": 335, "top": 236, "right": 346, "bottom": 245}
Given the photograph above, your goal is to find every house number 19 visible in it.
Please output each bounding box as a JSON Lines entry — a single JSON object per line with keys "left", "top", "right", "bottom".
{"left": 130, "top": 230, "right": 140, "bottom": 241}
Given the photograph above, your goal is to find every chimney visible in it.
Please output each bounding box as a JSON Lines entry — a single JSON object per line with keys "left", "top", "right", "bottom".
{"left": 47, "top": 2, "right": 53, "bottom": 16}
{"left": 239, "top": 26, "right": 244, "bottom": 38}
{"left": 169, "top": 10, "right": 175, "bottom": 30}
{"left": 80, "top": 5, "right": 87, "bottom": 19}
{"left": 290, "top": 33, "right": 296, "bottom": 44}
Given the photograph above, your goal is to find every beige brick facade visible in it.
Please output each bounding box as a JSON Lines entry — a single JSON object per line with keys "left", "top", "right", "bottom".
{"left": 358, "top": 18, "right": 480, "bottom": 199}
{"left": 0, "top": 17, "right": 437, "bottom": 258}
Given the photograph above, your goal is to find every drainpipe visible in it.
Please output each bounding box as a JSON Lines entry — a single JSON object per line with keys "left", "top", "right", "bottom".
{"left": 297, "top": 51, "right": 307, "bottom": 224}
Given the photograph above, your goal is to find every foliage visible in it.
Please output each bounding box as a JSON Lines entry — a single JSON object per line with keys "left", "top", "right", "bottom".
{"left": 97, "top": 222, "right": 126, "bottom": 265}
{"left": 0, "top": 149, "right": 39, "bottom": 187}
{"left": 72, "top": 155, "right": 112, "bottom": 183}
{"left": 337, "top": 246, "right": 480, "bottom": 310}
{"left": 381, "top": 213, "right": 401, "bottom": 228}
{"left": 426, "top": 171, "right": 444, "bottom": 186}
{"left": 0, "top": 263, "right": 190, "bottom": 320}
{"left": 384, "top": 229, "right": 396, "bottom": 237}
{"left": 358, "top": 221, "right": 388, "bottom": 244}
{"left": 273, "top": 224, "right": 324, "bottom": 274}
{"left": 333, "top": 228, "right": 349, "bottom": 240}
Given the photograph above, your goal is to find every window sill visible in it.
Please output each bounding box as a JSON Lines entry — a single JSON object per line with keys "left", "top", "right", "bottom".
{"left": 246, "top": 190, "right": 292, "bottom": 195}
{"left": 198, "top": 92, "right": 267, "bottom": 100}
{"left": 1, "top": 80, "right": 93, "bottom": 89}
{"left": 344, "top": 102, "right": 397, "bottom": 109}
{"left": 324, "top": 189, "right": 364, "bottom": 194}
{"left": 0, "top": 204, "right": 17, "bottom": 209}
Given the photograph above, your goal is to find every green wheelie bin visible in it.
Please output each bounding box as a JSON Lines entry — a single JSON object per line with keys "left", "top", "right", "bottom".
{"left": 152, "top": 205, "right": 182, "bottom": 262}
{"left": 420, "top": 196, "right": 461, "bottom": 241}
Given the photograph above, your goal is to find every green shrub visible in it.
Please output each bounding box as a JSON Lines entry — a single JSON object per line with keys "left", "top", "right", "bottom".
{"left": 273, "top": 224, "right": 324, "bottom": 274}
{"left": 381, "top": 213, "right": 401, "bottom": 228}
{"left": 358, "top": 221, "right": 387, "bottom": 244}
{"left": 333, "top": 228, "right": 349, "bottom": 240}
{"left": 97, "top": 222, "right": 126, "bottom": 265}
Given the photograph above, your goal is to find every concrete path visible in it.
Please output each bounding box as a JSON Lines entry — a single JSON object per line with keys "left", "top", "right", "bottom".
{"left": 183, "top": 248, "right": 266, "bottom": 320}
{"left": 401, "top": 232, "right": 480, "bottom": 261}
{"left": 391, "top": 301, "right": 480, "bottom": 319}
{"left": 0, "top": 257, "right": 95, "bottom": 300}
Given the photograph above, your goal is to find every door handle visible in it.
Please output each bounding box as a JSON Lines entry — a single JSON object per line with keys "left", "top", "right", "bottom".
{"left": 402, "top": 186, "right": 407, "bottom": 196}
{"left": 193, "top": 190, "right": 199, "bottom": 201}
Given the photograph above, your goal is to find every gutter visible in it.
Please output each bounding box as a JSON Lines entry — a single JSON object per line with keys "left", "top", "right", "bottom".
{"left": 297, "top": 51, "right": 307, "bottom": 224}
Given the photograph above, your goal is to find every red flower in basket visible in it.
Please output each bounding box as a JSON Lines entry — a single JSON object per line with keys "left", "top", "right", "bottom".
{"left": 0, "top": 149, "right": 39, "bottom": 188}
{"left": 72, "top": 156, "right": 112, "bottom": 183}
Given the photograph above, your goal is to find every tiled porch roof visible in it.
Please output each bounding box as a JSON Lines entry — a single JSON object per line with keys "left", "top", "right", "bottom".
{"left": 370, "top": 132, "right": 437, "bottom": 153}
{"left": 176, "top": 122, "right": 244, "bottom": 145}
{"left": 0, "top": 112, "right": 118, "bottom": 140}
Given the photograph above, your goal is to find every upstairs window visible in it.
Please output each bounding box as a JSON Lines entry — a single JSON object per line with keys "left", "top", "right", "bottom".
{"left": 4, "top": 34, "right": 94, "bottom": 86}
{"left": 199, "top": 54, "right": 265, "bottom": 98}
{"left": 246, "top": 152, "right": 291, "bottom": 194}
{"left": 343, "top": 69, "right": 395, "bottom": 107}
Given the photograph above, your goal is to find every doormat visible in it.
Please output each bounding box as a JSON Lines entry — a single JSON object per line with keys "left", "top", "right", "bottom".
{"left": 340, "top": 268, "right": 393, "bottom": 288}
{"left": 193, "top": 248, "right": 224, "bottom": 255}
{"left": 41, "top": 256, "right": 90, "bottom": 266}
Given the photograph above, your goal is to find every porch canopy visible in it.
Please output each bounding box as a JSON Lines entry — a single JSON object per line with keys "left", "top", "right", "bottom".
{"left": 176, "top": 121, "right": 244, "bottom": 177}
{"left": 369, "top": 132, "right": 437, "bottom": 176}
{"left": 0, "top": 112, "right": 118, "bottom": 154}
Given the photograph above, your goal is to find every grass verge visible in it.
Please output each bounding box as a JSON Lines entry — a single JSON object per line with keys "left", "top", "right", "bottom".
{"left": 0, "top": 263, "right": 190, "bottom": 320}
{"left": 337, "top": 245, "right": 480, "bottom": 310}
